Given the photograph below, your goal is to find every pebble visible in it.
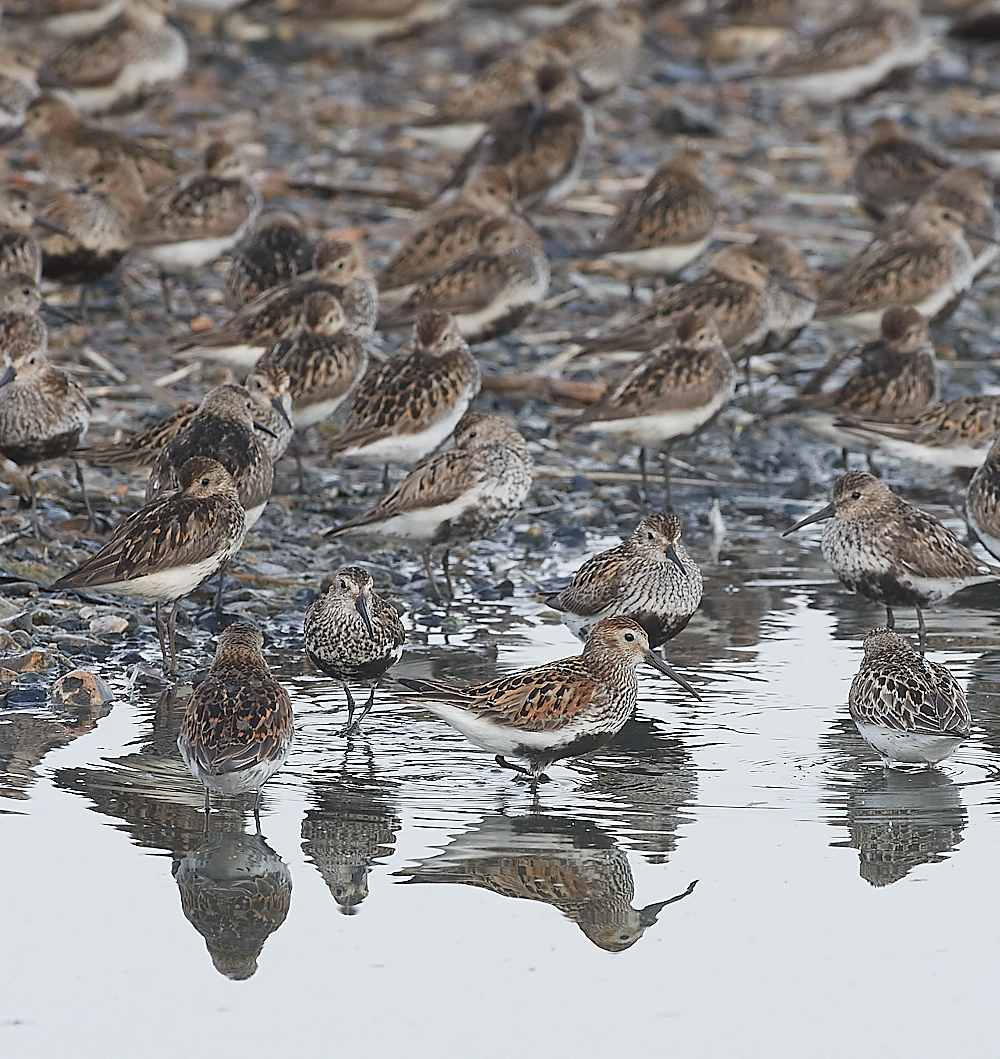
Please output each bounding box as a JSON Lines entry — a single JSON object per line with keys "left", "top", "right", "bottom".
{"left": 51, "top": 669, "right": 115, "bottom": 709}
{"left": 2, "top": 650, "right": 54, "bottom": 674}
{"left": 89, "top": 615, "right": 129, "bottom": 635}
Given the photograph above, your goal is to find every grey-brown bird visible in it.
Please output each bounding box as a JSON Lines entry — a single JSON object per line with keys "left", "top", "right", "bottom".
{"left": 966, "top": 432, "right": 1000, "bottom": 564}
{"left": 177, "top": 621, "right": 294, "bottom": 830}
{"left": 853, "top": 118, "right": 953, "bottom": 221}
{"left": 0, "top": 187, "right": 69, "bottom": 283}
{"left": 23, "top": 92, "right": 191, "bottom": 193}
{"left": 224, "top": 209, "right": 317, "bottom": 312}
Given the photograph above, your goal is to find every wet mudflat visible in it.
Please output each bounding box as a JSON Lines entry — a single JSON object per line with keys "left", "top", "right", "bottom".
{"left": 4, "top": 500, "right": 1000, "bottom": 1059}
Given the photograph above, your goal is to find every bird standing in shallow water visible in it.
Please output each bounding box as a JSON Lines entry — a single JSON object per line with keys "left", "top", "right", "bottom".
{"left": 178, "top": 622, "right": 294, "bottom": 831}
{"left": 51, "top": 457, "right": 247, "bottom": 673}
{"left": 397, "top": 616, "right": 700, "bottom": 782}
{"left": 849, "top": 628, "right": 970, "bottom": 767}
{"left": 783, "top": 471, "right": 1000, "bottom": 652}
{"left": 547, "top": 514, "right": 703, "bottom": 648}
{"left": 304, "top": 567, "right": 405, "bottom": 737}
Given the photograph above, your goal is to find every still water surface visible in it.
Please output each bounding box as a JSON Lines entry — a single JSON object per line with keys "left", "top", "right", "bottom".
{"left": 3, "top": 507, "right": 999, "bottom": 1058}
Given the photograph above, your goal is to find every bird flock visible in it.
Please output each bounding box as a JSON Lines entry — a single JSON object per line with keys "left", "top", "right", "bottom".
{"left": 1, "top": 0, "right": 1000, "bottom": 816}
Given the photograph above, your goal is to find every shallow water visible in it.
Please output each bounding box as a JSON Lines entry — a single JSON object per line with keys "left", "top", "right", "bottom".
{"left": 4, "top": 507, "right": 1000, "bottom": 1059}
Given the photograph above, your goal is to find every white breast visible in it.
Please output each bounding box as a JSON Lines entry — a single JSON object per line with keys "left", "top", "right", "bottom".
{"left": 604, "top": 236, "right": 712, "bottom": 276}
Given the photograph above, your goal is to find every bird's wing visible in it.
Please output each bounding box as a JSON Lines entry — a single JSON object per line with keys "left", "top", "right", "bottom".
{"left": 38, "top": 18, "right": 134, "bottom": 89}
{"left": 890, "top": 505, "right": 995, "bottom": 580}
{"left": 134, "top": 177, "right": 256, "bottom": 245}
{"left": 550, "top": 546, "right": 628, "bottom": 615}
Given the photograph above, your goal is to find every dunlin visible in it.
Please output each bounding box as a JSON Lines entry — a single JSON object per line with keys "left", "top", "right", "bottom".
{"left": 568, "top": 312, "right": 737, "bottom": 506}
{"left": 397, "top": 616, "right": 699, "bottom": 782}
{"left": 36, "top": 0, "right": 189, "bottom": 115}
{"left": 0, "top": 275, "right": 49, "bottom": 354}
{"left": 442, "top": 65, "right": 592, "bottom": 209}
{"left": 327, "top": 309, "right": 481, "bottom": 481}
{"left": 40, "top": 162, "right": 144, "bottom": 291}
{"left": 245, "top": 365, "right": 294, "bottom": 462}
{"left": 783, "top": 471, "right": 1000, "bottom": 650}
{"left": 5, "top": 0, "right": 128, "bottom": 36}
{"left": 378, "top": 216, "right": 550, "bottom": 343}
{"left": 544, "top": 2, "right": 645, "bottom": 98}
{"left": 282, "top": 0, "right": 459, "bottom": 46}
{"left": 0, "top": 187, "right": 67, "bottom": 283}
{"left": 596, "top": 149, "right": 718, "bottom": 279}
{"left": 743, "top": 235, "right": 818, "bottom": 356}
{"left": 179, "top": 242, "right": 377, "bottom": 369}
{"left": 177, "top": 621, "right": 294, "bottom": 829}
{"left": 378, "top": 166, "right": 515, "bottom": 305}
{"left": 146, "top": 384, "right": 275, "bottom": 531}
{"left": 547, "top": 513, "right": 703, "bottom": 648}
{"left": 0, "top": 46, "right": 41, "bottom": 144}
{"left": 397, "top": 812, "right": 697, "bottom": 951}
{"left": 256, "top": 297, "right": 369, "bottom": 429}
{"left": 51, "top": 456, "right": 247, "bottom": 672}
{"left": 816, "top": 202, "right": 985, "bottom": 334}
{"left": 760, "top": 1, "right": 934, "bottom": 104}
{"left": 835, "top": 394, "right": 1000, "bottom": 470}
{"left": 134, "top": 143, "right": 260, "bottom": 301}
{"left": 329, "top": 413, "right": 532, "bottom": 598}
{"left": 849, "top": 628, "right": 970, "bottom": 767}
{"left": 303, "top": 566, "right": 406, "bottom": 736}
{"left": 853, "top": 117, "right": 953, "bottom": 220}
{"left": 0, "top": 329, "right": 92, "bottom": 529}
{"left": 23, "top": 93, "right": 191, "bottom": 193}
{"left": 776, "top": 307, "right": 939, "bottom": 455}
{"left": 572, "top": 245, "right": 771, "bottom": 359}
{"left": 965, "top": 432, "right": 1000, "bottom": 562}
{"left": 224, "top": 210, "right": 317, "bottom": 311}
{"left": 175, "top": 831, "right": 292, "bottom": 980}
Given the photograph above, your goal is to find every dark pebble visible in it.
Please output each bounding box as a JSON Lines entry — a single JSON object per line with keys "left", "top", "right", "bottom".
{"left": 553, "top": 525, "right": 587, "bottom": 546}
{"left": 569, "top": 476, "right": 597, "bottom": 495}
{"left": 480, "top": 579, "right": 515, "bottom": 601}
{"left": 5, "top": 687, "right": 47, "bottom": 706}
{"left": 654, "top": 102, "right": 719, "bottom": 137}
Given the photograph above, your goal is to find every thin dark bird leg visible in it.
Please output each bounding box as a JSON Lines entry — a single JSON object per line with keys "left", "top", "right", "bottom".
{"left": 182, "top": 273, "right": 202, "bottom": 312}
{"left": 154, "top": 602, "right": 168, "bottom": 671}
{"left": 160, "top": 272, "right": 173, "bottom": 315}
{"left": 253, "top": 790, "right": 262, "bottom": 835}
{"left": 496, "top": 755, "right": 532, "bottom": 776}
{"left": 292, "top": 436, "right": 306, "bottom": 493}
{"left": 78, "top": 287, "right": 89, "bottom": 326}
{"left": 73, "top": 459, "right": 94, "bottom": 528}
{"left": 885, "top": 604, "right": 895, "bottom": 630}
{"left": 638, "top": 448, "right": 649, "bottom": 503}
{"left": 840, "top": 102, "right": 855, "bottom": 151}
{"left": 916, "top": 606, "right": 926, "bottom": 655}
{"left": 840, "top": 447, "right": 850, "bottom": 471}
{"left": 381, "top": 462, "right": 390, "bottom": 494}
{"left": 662, "top": 442, "right": 674, "bottom": 513}
{"left": 214, "top": 562, "right": 227, "bottom": 613}
{"left": 422, "top": 549, "right": 442, "bottom": 599}
{"left": 337, "top": 682, "right": 361, "bottom": 737}
{"left": 866, "top": 448, "right": 879, "bottom": 477}
{"left": 203, "top": 785, "right": 211, "bottom": 832}
{"left": 356, "top": 686, "right": 376, "bottom": 727}
{"left": 442, "top": 549, "right": 455, "bottom": 602}
{"left": 27, "top": 471, "right": 40, "bottom": 540}
{"left": 744, "top": 358, "right": 756, "bottom": 412}
{"left": 167, "top": 599, "right": 181, "bottom": 675}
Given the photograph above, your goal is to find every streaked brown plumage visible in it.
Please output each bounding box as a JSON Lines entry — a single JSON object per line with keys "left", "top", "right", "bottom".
{"left": 743, "top": 235, "right": 818, "bottom": 355}
{"left": 378, "top": 216, "right": 550, "bottom": 343}
{"left": 177, "top": 622, "right": 294, "bottom": 829}
{"left": 327, "top": 310, "right": 481, "bottom": 469}
{"left": 245, "top": 364, "right": 294, "bottom": 462}
{"left": 0, "top": 274, "right": 47, "bottom": 354}
{"left": 397, "top": 617, "right": 699, "bottom": 781}
{"left": 966, "top": 432, "right": 1000, "bottom": 563}
{"left": 24, "top": 92, "right": 191, "bottom": 192}
{"left": 50, "top": 456, "right": 247, "bottom": 672}
{"left": 441, "top": 64, "right": 592, "bottom": 209}
{"left": 572, "top": 246, "right": 771, "bottom": 358}
{"left": 145, "top": 384, "right": 275, "bottom": 529}
{"left": 224, "top": 210, "right": 317, "bottom": 311}
{"left": 853, "top": 117, "right": 953, "bottom": 221}
{"left": 0, "top": 187, "right": 55, "bottom": 283}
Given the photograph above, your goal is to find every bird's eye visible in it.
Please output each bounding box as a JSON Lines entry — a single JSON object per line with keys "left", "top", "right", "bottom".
{"left": 624, "top": 632, "right": 635, "bottom": 642}
{"left": 468, "top": 430, "right": 477, "bottom": 438}
{"left": 339, "top": 579, "right": 348, "bottom": 589}
{"left": 28, "top": 356, "right": 35, "bottom": 364}
{"left": 21, "top": 288, "right": 29, "bottom": 296}
{"left": 851, "top": 492, "right": 861, "bottom": 499}
{"left": 646, "top": 532, "right": 654, "bottom": 540}
{"left": 200, "top": 477, "right": 209, "bottom": 486}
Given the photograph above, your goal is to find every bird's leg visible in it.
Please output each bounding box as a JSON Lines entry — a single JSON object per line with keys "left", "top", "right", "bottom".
{"left": 73, "top": 459, "right": 94, "bottom": 529}
{"left": 744, "top": 358, "right": 756, "bottom": 412}
{"left": 214, "top": 562, "right": 227, "bottom": 613}
{"left": 443, "top": 550, "right": 455, "bottom": 602}
{"left": 292, "top": 437, "right": 306, "bottom": 494}
{"left": 253, "top": 790, "right": 262, "bottom": 835}
{"left": 182, "top": 273, "right": 202, "bottom": 312}
{"left": 160, "top": 271, "right": 173, "bottom": 315}
{"left": 840, "top": 447, "right": 850, "bottom": 471}
{"left": 422, "top": 550, "right": 442, "bottom": 599}
{"left": 662, "top": 442, "right": 674, "bottom": 513}
{"left": 496, "top": 754, "right": 532, "bottom": 776}
{"left": 381, "top": 463, "right": 390, "bottom": 494}
{"left": 154, "top": 603, "right": 168, "bottom": 671}
{"left": 840, "top": 102, "right": 855, "bottom": 152}
{"left": 885, "top": 604, "right": 895, "bottom": 630}
{"left": 203, "top": 785, "right": 211, "bottom": 832}
{"left": 27, "top": 472, "right": 40, "bottom": 540}
{"left": 356, "top": 686, "right": 376, "bottom": 726}
{"left": 78, "top": 287, "right": 89, "bottom": 326}
{"left": 866, "top": 449, "right": 879, "bottom": 477}
{"left": 638, "top": 448, "right": 649, "bottom": 504}
{"left": 167, "top": 599, "right": 181, "bottom": 676}
{"left": 337, "top": 683, "right": 362, "bottom": 737}
{"left": 916, "top": 606, "right": 926, "bottom": 655}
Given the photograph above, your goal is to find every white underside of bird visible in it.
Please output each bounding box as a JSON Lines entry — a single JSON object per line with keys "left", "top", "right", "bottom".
{"left": 855, "top": 721, "right": 964, "bottom": 765}
{"left": 604, "top": 236, "right": 712, "bottom": 276}
{"left": 89, "top": 553, "right": 233, "bottom": 605}
{"left": 583, "top": 384, "right": 733, "bottom": 446}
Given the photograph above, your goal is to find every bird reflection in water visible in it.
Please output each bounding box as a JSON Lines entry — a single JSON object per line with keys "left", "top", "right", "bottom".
{"left": 301, "top": 743, "right": 401, "bottom": 914}
{"left": 396, "top": 813, "right": 697, "bottom": 952}
{"left": 824, "top": 719, "right": 967, "bottom": 887}
{"left": 174, "top": 830, "right": 292, "bottom": 980}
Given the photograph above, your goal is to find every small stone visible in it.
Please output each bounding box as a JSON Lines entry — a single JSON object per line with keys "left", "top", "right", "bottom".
{"left": 89, "top": 615, "right": 129, "bottom": 635}
{"left": 6, "top": 686, "right": 47, "bottom": 707}
{"left": 3, "top": 650, "right": 54, "bottom": 673}
{"left": 77, "top": 606, "right": 96, "bottom": 620}
{"left": 189, "top": 313, "right": 215, "bottom": 333}
{"left": 50, "top": 669, "right": 115, "bottom": 708}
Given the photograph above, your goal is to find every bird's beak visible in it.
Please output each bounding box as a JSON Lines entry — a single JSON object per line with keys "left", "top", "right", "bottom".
{"left": 32, "top": 216, "right": 70, "bottom": 237}
{"left": 253, "top": 418, "right": 277, "bottom": 438}
{"left": 355, "top": 594, "right": 374, "bottom": 639}
{"left": 964, "top": 223, "right": 1000, "bottom": 246}
{"left": 271, "top": 396, "right": 293, "bottom": 430}
{"left": 665, "top": 543, "right": 685, "bottom": 573}
{"left": 644, "top": 650, "right": 700, "bottom": 700}
{"left": 0, "top": 364, "right": 14, "bottom": 388}
{"left": 776, "top": 278, "right": 813, "bottom": 301}
{"left": 781, "top": 501, "right": 835, "bottom": 536}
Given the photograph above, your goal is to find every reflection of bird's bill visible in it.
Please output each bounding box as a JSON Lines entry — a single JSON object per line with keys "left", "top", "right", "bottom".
{"left": 644, "top": 650, "right": 701, "bottom": 700}
{"left": 271, "top": 396, "right": 292, "bottom": 430}
{"left": 355, "top": 594, "right": 375, "bottom": 639}
{"left": 782, "top": 502, "right": 835, "bottom": 536}
{"left": 253, "top": 418, "right": 277, "bottom": 438}
{"left": 640, "top": 878, "right": 699, "bottom": 927}
{"left": 32, "top": 215, "right": 71, "bottom": 238}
